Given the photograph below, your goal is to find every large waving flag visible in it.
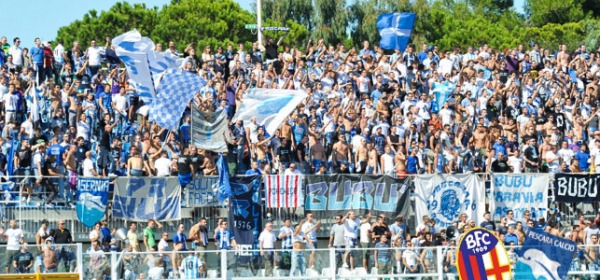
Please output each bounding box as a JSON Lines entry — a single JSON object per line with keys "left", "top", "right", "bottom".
{"left": 232, "top": 88, "right": 307, "bottom": 136}
{"left": 377, "top": 13, "right": 416, "bottom": 51}
{"left": 191, "top": 106, "right": 229, "bottom": 153}
{"left": 149, "top": 69, "right": 206, "bottom": 131}
{"left": 112, "top": 30, "right": 183, "bottom": 102}
{"left": 432, "top": 81, "right": 457, "bottom": 109}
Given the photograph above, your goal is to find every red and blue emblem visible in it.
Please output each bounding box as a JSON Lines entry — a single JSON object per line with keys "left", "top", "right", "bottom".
{"left": 457, "top": 227, "right": 511, "bottom": 280}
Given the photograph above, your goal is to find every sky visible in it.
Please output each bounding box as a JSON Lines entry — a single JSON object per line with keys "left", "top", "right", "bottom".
{"left": 0, "top": 0, "right": 523, "bottom": 49}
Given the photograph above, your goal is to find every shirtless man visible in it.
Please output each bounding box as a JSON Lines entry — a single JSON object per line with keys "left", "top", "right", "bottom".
{"left": 343, "top": 105, "right": 358, "bottom": 133}
{"left": 255, "top": 135, "right": 272, "bottom": 166}
{"left": 462, "top": 60, "right": 476, "bottom": 79}
{"left": 310, "top": 137, "right": 326, "bottom": 172}
{"left": 200, "top": 154, "right": 216, "bottom": 175}
{"left": 557, "top": 44, "right": 570, "bottom": 71}
{"left": 543, "top": 115, "right": 555, "bottom": 137}
{"left": 586, "top": 234, "right": 600, "bottom": 271}
{"left": 471, "top": 125, "right": 490, "bottom": 154}
{"left": 489, "top": 119, "right": 503, "bottom": 142}
{"left": 280, "top": 117, "right": 294, "bottom": 143}
{"left": 355, "top": 138, "right": 369, "bottom": 173}
{"left": 573, "top": 115, "right": 585, "bottom": 140}
{"left": 290, "top": 220, "right": 307, "bottom": 277}
{"left": 65, "top": 145, "right": 77, "bottom": 188}
{"left": 539, "top": 135, "right": 554, "bottom": 159}
{"left": 43, "top": 239, "right": 57, "bottom": 273}
{"left": 366, "top": 142, "right": 378, "bottom": 174}
{"left": 127, "top": 147, "right": 145, "bottom": 176}
{"left": 333, "top": 134, "right": 351, "bottom": 167}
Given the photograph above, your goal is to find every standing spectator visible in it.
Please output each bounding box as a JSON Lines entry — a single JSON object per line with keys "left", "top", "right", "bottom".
{"left": 12, "top": 243, "right": 34, "bottom": 274}
{"left": 480, "top": 212, "right": 496, "bottom": 232}
{"left": 375, "top": 234, "right": 392, "bottom": 279}
{"left": 29, "top": 38, "right": 44, "bottom": 83}
{"left": 127, "top": 222, "right": 140, "bottom": 252}
{"left": 258, "top": 222, "right": 277, "bottom": 276}
{"left": 87, "top": 240, "right": 107, "bottom": 280}
{"left": 143, "top": 219, "right": 163, "bottom": 252}
{"left": 290, "top": 220, "right": 307, "bottom": 277}
{"left": 52, "top": 220, "right": 74, "bottom": 272}
{"left": 83, "top": 151, "right": 100, "bottom": 177}
{"left": 359, "top": 214, "right": 373, "bottom": 270}
{"left": 157, "top": 231, "right": 171, "bottom": 277}
{"left": 524, "top": 137, "right": 540, "bottom": 173}
{"left": 179, "top": 252, "right": 203, "bottom": 279}
{"left": 341, "top": 211, "right": 361, "bottom": 270}
{"left": 42, "top": 41, "right": 54, "bottom": 83}
{"left": 188, "top": 218, "right": 209, "bottom": 263}
{"left": 402, "top": 240, "right": 421, "bottom": 276}
{"left": 301, "top": 213, "right": 321, "bottom": 269}
{"left": 42, "top": 238, "right": 57, "bottom": 273}
{"left": 2, "top": 220, "right": 24, "bottom": 273}
{"left": 329, "top": 215, "right": 346, "bottom": 269}
{"left": 173, "top": 224, "right": 188, "bottom": 251}
{"left": 86, "top": 40, "right": 102, "bottom": 77}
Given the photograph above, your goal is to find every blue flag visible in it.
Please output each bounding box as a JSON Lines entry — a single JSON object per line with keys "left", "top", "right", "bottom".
{"left": 515, "top": 228, "right": 576, "bottom": 280}
{"left": 7, "top": 132, "right": 17, "bottom": 176}
{"left": 217, "top": 154, "right": 232, "bottom": 202}
{"left": 76, "top": 178, "right": 110, "bottom": 227}
{"left": 433, "top": 81, "right": 456, "bottom": 110}
{"left": 377, "top": 13, "right": 416, "bottom": 51}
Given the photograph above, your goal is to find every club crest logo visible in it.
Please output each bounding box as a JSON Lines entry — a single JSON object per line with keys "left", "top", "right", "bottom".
{"left": 457, "top": 227, "right": 511, "bottom": 280}
{"left": 426, "top": 180, "right": 473, "bottom": 228}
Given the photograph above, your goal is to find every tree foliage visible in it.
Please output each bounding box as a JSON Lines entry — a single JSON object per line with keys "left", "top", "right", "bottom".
{"left": 56, "top": 2, "right": 158, "bottom": 46}
{"left": 56, "top": 0, "right": 600, "bottom": 54}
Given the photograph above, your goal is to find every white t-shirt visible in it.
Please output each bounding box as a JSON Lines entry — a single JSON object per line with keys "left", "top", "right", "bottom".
{"left": 5, "top": 228, "right": 24, "bottom": 250}
{"left": 557, "top": 148, "right": 574, "bottom": 166}
{"left": 508, "top": 156, "right": 523, "bottom": 173}
{"left": 343, "top": 218, "right": 361, "bottom": 239}
{"left": 21, "top": 120, "right": 33, "bottom": 139}
{"left": 112, "top": 94, "right": 129, "bottom": 113}
{"left": 148, "top": 266, "right": 164, "bottom": 280}
{"left": 154, "top": 158, "right": 171, "bottom": 176}
{"left": 402, "top": 249, "right": 419, "bottom": 267}
{"left": 593, "top": 149, "right": 600, "bottom": 167}
{"left": 359, "top": 222, "right": 371, "bottom": 244}
{"left": 54, "top": 45, "right": 65, "bottom": 64}
{"left": 258, "top": 231, "right": 277, "bottom": 249}
{"left": 301, "top": 222, "right": 318, "bottom": 242}
{"left": 83, "top": 158, "right": 95, "bottom": 177}
{"left": 89, "top": 230, "right": 99, "bottom": 241}
{"left": 87, "top": 46, "right": 102, "bottom": 66}
{"left": 4, "top": 93, "right": 18, "bottom": 111}
{"left": 9, "top": 46, "right": 23, "bottom": 66}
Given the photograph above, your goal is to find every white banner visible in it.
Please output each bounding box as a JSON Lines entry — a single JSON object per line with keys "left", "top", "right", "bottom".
{"left": 232, "top": 88, "right": 307, "bottom": 136}
{"left": 192, "top": 107, "right": 228, "bottom": 152}
{"left": 490, "top": 174, "right": 550, "bottom": 221}
{"left": 414, "top": 174, "right": 485, "bottom": 229}
{"left": 113, "top": 177, "right": 181, "bottom": 221}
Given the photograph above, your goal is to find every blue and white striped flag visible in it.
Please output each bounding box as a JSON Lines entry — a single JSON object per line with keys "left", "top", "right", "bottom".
{"left": 377, "top": 13, "right": 416, "bottom": 51}
{"left": 433, "top": 81, "right": 457, "bottom": 109}
{"left": 150, "top": 69, "right": 206, "bottom": 131}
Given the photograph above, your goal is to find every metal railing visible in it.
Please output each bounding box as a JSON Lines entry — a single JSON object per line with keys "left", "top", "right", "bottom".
{"left": 0, "top": 243, "right": 83, "bottom": 280}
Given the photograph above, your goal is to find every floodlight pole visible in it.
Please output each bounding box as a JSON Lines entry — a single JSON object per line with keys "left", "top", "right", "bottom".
{"left": 257, "top": 0, "right": 263, "bottom": 47}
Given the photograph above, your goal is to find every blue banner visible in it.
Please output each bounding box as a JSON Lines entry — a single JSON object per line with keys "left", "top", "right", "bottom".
{"left": 377, "top": 13, "right": 416, "bottom": 51}
{"left": 112, "top": 177, "right": 181, "bottom": 221}
{"left": 217, "top": 154, "right": 233, "bottom": 202}
{"left": 185, "top": 176, "right": 221, "bottom": 207}
{"left": 304, "top": 174, "right": 411, "bottom": 217}
{"left": 76, "top": 178, "right": 110, "bottom": 227}
{"left": 515, "top": 229, "right": 576, "bottom": 280}
{"left": 228, "top": 175, "right": 262, "bottom": 264}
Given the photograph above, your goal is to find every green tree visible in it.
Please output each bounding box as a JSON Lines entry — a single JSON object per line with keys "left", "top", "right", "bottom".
{"left": 56, "top": 2, "right": 159, "bottom": 48}
{"left": 261, "top": 0, "right": 313, "bottom": 30}
{"left": 525, "top": 0, "right": 586, "bottom": 27}
{"left": 152, "top": 0, "right": 255, "bottom": 51}
{"left": 312, "top": 0, "right": 348, "bottom": 45}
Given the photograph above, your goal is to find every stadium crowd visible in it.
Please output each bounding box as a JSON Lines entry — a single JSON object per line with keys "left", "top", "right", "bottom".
{"left": 1, "top": 33, "right": 600, "bottom": 278}
{"left": 0, "top": 34, "right": 599, "bottom": 206}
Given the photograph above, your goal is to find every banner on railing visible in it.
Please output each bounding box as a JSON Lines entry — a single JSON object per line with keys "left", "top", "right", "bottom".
{"left": 515, "top": 229, "right": 576, "bottom": 280}
{"left": 229, "top": 175, "right": 262, "bottom": 263}
{"left": 113, "top": 177, "right": 181, "bottom": 221}
{"left": 304, "top": 174, "right": 411, "bottom": 217}
{"left": 490, "top": 174, "right": 550, "bottom": 221}
{"left": 554, "top": 173, "right": 600, "bottom": 203}
{"left": 264, "top": 175, "right": 304, "bottom": 208}
{"left": 76, "top": 178, "right": 110, "bottom": 227}
{"left": 185, "top": 176, "right": 221, "bottom": 207}
{"left": 414, "top": 174, "right": 485, "bottom": 229}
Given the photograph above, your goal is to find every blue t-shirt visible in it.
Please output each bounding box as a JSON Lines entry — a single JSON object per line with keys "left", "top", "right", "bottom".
{"left": 407, "top": 155, "right": 418, "bottom": 173}
{"left": 375, "top": 242, "right": 391, "bottom": 262}
{"left": 30, "top": 46, "right": 44, "bottom": 64}
{"left": 293, "top": 125, "right": 307, "bottom": 144}
{"left": 46, "top": 144, "right": 66, "bottom": 164}
{"left": 575, "top": 151, "right": 591, "bottom": 171}
{"left": 173, "top": 232, "right": 188, "bottom": 250}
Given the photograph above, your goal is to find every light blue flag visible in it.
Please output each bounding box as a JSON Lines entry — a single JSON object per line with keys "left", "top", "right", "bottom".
{"left": 217, "top": 154, "right": 233, "bottom": 202}
{"left": 149, "top": 69, "right": 206, "bottom": 131}
{"left": 433, "top": 81, "right": 456, "bottom": 109}
{"left": 377, "top": 13, "right": 416, "bottom": 51}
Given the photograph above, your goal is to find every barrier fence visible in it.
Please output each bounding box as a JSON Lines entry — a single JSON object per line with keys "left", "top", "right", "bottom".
{"left": 1, "top": 244, "right": 597, "bottom": 280}
{"left": 0, "top": 173, "right": 597, "bottom": 244}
